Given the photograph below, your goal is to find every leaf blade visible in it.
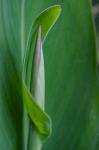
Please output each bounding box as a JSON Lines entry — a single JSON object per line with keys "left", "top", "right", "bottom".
{"left": 23, "top": 83, "right": 52, "bottom": 140}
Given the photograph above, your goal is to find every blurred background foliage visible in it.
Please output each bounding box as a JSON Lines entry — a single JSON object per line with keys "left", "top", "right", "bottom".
{"left": 42, "top": 0, "right": 99, "bottom": 150}
{"left": 93, "top": 0, "right": 99, "bottom": 65}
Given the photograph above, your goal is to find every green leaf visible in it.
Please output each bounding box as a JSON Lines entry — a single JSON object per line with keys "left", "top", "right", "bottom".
{"left": 23, "top": 6, "right": 61, "bottom": 150}
{"left": 0, "top": 0, "right": 99, "bottom": 150}
{"left": 0, "top": 1, "right": 61, "bottom": 150}
{"left": 23, "top": 5, "right": 62, "bottom": 89}
{"left": 34, "top": 5, "right": 62, "bottom": 42}
{"left": 23, "top": 1, "right": 99, "bottom": 150}
{"left": 0, "top": 1, "right": 23, "bottom": 150}
{"left": 42, "top": 1, "right": 99, "bottom": 150}
{"left": 22, "top": 82, "right": 51, "bottom": 140}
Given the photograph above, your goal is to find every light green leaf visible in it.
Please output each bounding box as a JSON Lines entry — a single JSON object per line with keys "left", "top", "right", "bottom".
{"left": 23, "top": 5, "right": 62, "bottom": 89}
{"left": 23, "top": 82, "right": 51, "bottom": 140}
{"left": 23, "top": 6, "right": 61, "bottom": 150}
{"left": 34, "top": 5, "right": 62, "bottom": 42}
